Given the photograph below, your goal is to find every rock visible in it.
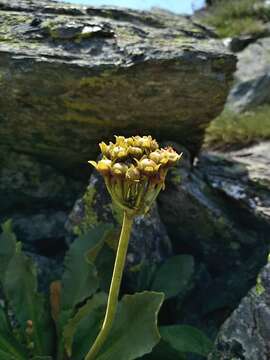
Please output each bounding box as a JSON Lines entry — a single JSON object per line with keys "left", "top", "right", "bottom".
{"left": 0, "top": 149, "right": 82, "bottom": 213}
{"left": 228, "top": 34, "right": 265, "bottom": 53}
{"left": 26, "top": 251, "right": 62, "bottom": 293}
{"left": 200, "top": 142, "right": 270, "bottom": 222}
{"left": 157, "top": 142, "right": 270, "bottom": 334}
{"left": 0, "top": 0, "right": 236, "bottom": 170}
{"left": 66, "top": 170, "right": 172, "bottom": 267}
{"left": 0, "top": 148, "right": 83, "bottom": 255}
{"left": 0, "top": 0, "right": 236, "bottom": 256}
{"left": 208, "top": 260, "right": 270, "bottom": 360}
{"left": 14, "top": 211, "right": 68, "bottom": 255}
{"left": 226, "top": 37, "right": 270, "bottom": 112}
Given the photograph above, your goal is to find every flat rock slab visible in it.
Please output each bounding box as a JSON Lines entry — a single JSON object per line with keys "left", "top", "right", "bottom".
{"left": 200, "top": 142, "right": 270, "bottom": 223}
{"left": 0, "top": 0, "right": 236, "bottom": 173}
{"left": 227, "top": 37, "right": 270, "bottom": 112}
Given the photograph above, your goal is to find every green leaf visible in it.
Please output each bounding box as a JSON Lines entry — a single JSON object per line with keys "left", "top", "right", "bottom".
{"left": 0, "top": 220, "right": 17, "bottom": 283}
{"left": 63, "top": 293, "right": 107, "bottom": 357}
{"left": 71, "top": 296, "right": 107, "bottom": 360}
{"left": 0, "top": 305, "right": 10, "bottom": 334}
{"left": 3, "top": 245, "right": 54, "bottom": 356}
{"left": 140, "top": 339, "right": 186, "bottom": 360}
{"left": 151, "top": 255, "right": 194, "bottom": 299}
{"left": 96, "top": 291, "right": 165, "bottom": 360}
{"left": 0, "top": 307, "right": 28, "bottom": 360}
{"left": 130, "top": 261, "right": 158, "bottom": 292}
{"left": 0, "top": 332, "right": 28, "bottom": 360}
{"left": 60, "top": 224, "right": 111, "bottom": 317}
{"left": 160, "top": 325, "right": 213, "bottom": 357}
{"left": 87, "top": 228, "right": 117, "bottom": 263}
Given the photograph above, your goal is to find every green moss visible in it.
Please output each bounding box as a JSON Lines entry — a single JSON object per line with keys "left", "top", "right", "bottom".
{"left": 204, "top": 105, "right": 270, "bottom": 150}
{"left": 0, "top": 12, "right": 33, "bottom": 43}
{"left": 201, "top": 0, "right": 269, "bottom": 37}
{"left": 63, "top": 98, "right": 100, "bottom": 113}
{"left": 73, "top": 186, "right": 99, "bottom": 236}
{"left": 255, "top": 276, "right": 265, "bottom": 296}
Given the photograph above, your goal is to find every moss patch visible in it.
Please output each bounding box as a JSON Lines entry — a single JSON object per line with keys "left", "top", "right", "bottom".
{"left": 255, "top": 275, "right": 265, "bottom": 296}
{"left": 201, "top": 0, "right": 270, "bottom": 38}
{"left": 73, "top": 186, "right": 99, "bottom": 236}
{"left": 204, "top": 105, "right": 270, "bottom": 150}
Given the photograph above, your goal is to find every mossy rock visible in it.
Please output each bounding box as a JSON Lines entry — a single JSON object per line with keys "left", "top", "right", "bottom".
{"left": 0, "top": 0, "right": 236, "bottom": 177}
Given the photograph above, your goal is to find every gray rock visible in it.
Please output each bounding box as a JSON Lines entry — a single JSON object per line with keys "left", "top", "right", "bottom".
{"left": 200, "top": 142, "right": 270, "bottom": 223}
{"left": 0, "top": 149, "right": 82, "bottom": 212}
{"left": 0, "top": 0, "right": 236, "bottom": 257}
{"left": 158, "top": 143, "right": 270, "bottom": 334}
{"left": 228, "top": 34, "right": 265, "bottom": 53}
{"left": 208, "top": 261, "right": 270, "bottom": 360}
{"left": 0, "top": 0, "right": 236, "bottom": 169}
{"left": 0, "top": 148, "right": 83, "bottom": 255}
{"left": 226, "top": 37, "right": 270, "bottom": 112}
{"left": 13, "top": 211, "right": 68, "bottom": 255}
{"left": 66, "top": 170, "right": 172, "bottom": 267}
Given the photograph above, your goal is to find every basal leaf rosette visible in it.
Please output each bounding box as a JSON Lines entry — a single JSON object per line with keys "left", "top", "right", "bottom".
{"left": 89, "top": 136, "right": 182, "bottom": 216}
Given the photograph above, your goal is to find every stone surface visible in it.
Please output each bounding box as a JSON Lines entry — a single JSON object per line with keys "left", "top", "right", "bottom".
{"left": 0, "top": 0, "right": 236, "bottom": 170}
{"left": 227, "top": 33, "right": 266, "bottom": 53}
{"left": 0, "top": 148, "right": 83, "bottom": 255}
{"left": 26, "top": 251, "right": 62, "bottom": 293}
{"left": 208, "top": 261, "right": 270, "bottom": 360}
{"left": 226, "top": 37, "right": 270, "bottom": 112}
{"left": 158, "top": 142, "right": 270, "bottom": 335}
{"left": 200, "top": 142, "right": 270, "bottom": 222}
{"left": 0, "top": 0, "right": 236, "bottom": 256}
{"left": 66, "top": 170, "right": 172, "bottom": 267}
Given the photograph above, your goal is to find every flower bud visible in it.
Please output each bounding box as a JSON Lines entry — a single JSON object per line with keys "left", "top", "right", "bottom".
{"left": 111, "top": 146, "right": 128, "bottom": 160}
{"left": 129, "top": 146, "right": 143, "bottom": 158}
{"left": 99, "top": 142, "right": 111, "bottom": 158}
{"left": 160, "top": 148, "right": 182, "bottom": 165}
{"left": 88, "top": 159, "right": 112, "bottom": 175}
{"left": 111, "top": 163, "right": 128, "bottom": 176}
{"left": 137, "top": 158, "right": 160, "bottom": 175}
{"left": 27, "top": 320, "right": 33, "bottom": 327}
{"left": 126, "top": 137, "right": 135, "bottom": 146}
{"left": 149, "top": 150, "right": 162, "bottom": 164}
{"left": 114, "top": 136, "right": 126, "bottom": 146}
{"left": 126, "top": 166, "right": 140, "bottom": 182}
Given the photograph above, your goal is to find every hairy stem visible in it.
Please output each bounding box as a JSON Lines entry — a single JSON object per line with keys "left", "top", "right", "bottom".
{"left": 85, "top": 211, "right": 134, "bottom": 360}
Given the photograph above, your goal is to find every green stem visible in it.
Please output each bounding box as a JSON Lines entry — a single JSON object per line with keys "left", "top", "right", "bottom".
{"left": 85, "top": 211, "right": 134, "bottom": 360}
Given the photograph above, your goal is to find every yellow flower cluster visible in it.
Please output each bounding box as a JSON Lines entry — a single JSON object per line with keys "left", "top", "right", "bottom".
{"left": 89, "top": 136, "right": 181, "bottom": 215}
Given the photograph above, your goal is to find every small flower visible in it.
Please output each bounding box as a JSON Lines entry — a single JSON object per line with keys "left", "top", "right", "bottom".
{"left": 99, "top": 142, "right": 111, "bottom": 158}
{"left": 136, "top": 158, "right": 161, "bottom": 175}
{"left": 111, "top": 146, "right": 128, "bottom": 160}
{"left": 111, "top": 162, "right": 128, "bottom": 176}
{"left": 149, "top": 150, "right": 162, "bottom": 164}
{"left": 160, "top": 147, "right": 182, "bottom": 165}
{"left": 126, "top": 165, "right": 140, "bottom": 182}
{"left": 88, "top": 159, "right": 112, "bottom": 176}
{"left": 128, "top": 146, "right": 143, "bottom": 158}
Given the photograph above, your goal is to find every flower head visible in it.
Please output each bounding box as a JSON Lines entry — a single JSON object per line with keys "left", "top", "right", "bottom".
{"left": 89, "top": 135, "right": 182, "bottom": 215}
